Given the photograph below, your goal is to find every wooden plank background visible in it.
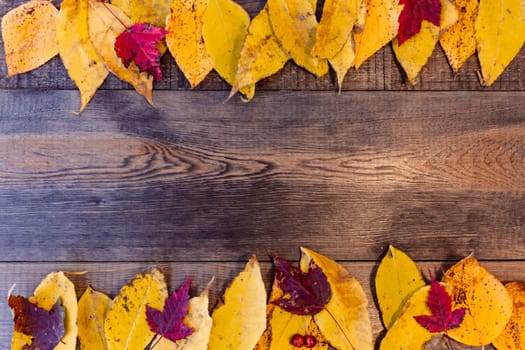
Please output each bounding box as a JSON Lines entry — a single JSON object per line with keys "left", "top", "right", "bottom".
{"left": 0, "top": 0, "right": 524, "bottom": 347}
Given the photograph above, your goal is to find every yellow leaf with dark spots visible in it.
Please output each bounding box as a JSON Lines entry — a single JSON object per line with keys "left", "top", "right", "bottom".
{"left": 1, "top": 0, "right": 58, "bottom": 77}
{"left": 87, "top": 2, "right": 153, "bottom": 104}
{"left": 443, "top": 256, "right": 513, "bottom": 346}
{"left": 493, "top": 282, "right": 525, "bottom": 350}
{"left": 57, "top": 0, "right": 108, "bottom": 112}
{"left": 78, "top": 286, "right": 112, "bottom": 350}
{"left": 104, "top": 268, "right": 168, "bottom": 350}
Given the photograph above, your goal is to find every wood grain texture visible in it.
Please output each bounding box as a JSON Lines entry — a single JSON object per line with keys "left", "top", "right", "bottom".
{"left": 0, "top": 90, "right": 523, "bottom": 262}
{"left": 0, "top": 261, "right": 518, "bottom": 348}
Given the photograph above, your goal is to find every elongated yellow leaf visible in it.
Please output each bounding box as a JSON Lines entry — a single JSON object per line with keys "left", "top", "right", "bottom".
{"left": 300, "top": 247, "right": 373, "bottom": 350}
{"left": 475, "top": 0, "right": 525, "bottom": 86}
{"left": 87, "top": 2, "right": 153, "bottom": 104}
{"left": 166, "top": 0, "right": 213, "bottom": 88}
{"left": 57, "top": 0, "right": 108, "bottom": 112}
{"left": 353, "top": 0, "right": 402, "bottom": 69}
{"left": 208, "top": 255, "right": 266, "bottom": 350}
{"left": 202, "top": 0, "right": 254, "bottom": 98}
{"left": 312, "top": 0, "right": 360, "bottom": 59}
{"left": 328, "top": 36, "right": 355, "bottom": 92}
{"left": 78, "top": 286, "right": 112, "bottom": 350}
{"left": 1, "top": 0, "right": 58, "bottom": 77}
{"left": 392, "top": 0, "right": 458, "bottom": 84}
{"left": 12, "top": 271, "right": 78, "bottom": 350}
{"left": 230, "top": 5, "right": 290, "bottom": 100}
{"left": 267, "top": 0, "right": 328, "bottom": 76}
{"left": 493, "top": 282, "right": 525, "bottom": 350}
{"left": 105, "top": 268, "right": 168, "bottom": 350}
{"left": 439, "top": 0, "right": 478, "bottom": 72}
{"left": 130, "top": 0, "right": 170, "bottom": 29}
{"left": 379, "top": 285, "right": 433, "bottom": 350}
{"left": 443, "top": 256, "right": 513, "bottom": 346}
{"left": 375, "top": 245, "right": 426, "bottom": 330}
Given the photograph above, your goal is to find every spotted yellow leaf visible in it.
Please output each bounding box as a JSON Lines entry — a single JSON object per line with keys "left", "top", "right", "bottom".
{"left": 493, "top": 282, "right": 525, "bottom": 350}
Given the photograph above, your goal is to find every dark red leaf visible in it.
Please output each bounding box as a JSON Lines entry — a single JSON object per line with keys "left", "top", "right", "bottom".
{"left": 271, "top": 255, "right": 331, "bottom": 315}
{"left": 114, "top": 22, "right": 167, "bottom": 80}
{"left": 146, "top": 277, "right": 194, "bottom": 343}
{"left": 414, "top": 279, "right": 465, "bottom": 333}
{"left": 398, "top": 0, "right": 441, "bottom": 45}
{"left": 8, "top": 295, "right": 65, "bottom": 350}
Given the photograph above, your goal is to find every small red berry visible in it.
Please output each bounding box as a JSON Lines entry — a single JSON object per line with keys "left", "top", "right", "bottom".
{"left": 291, "top": 334, "right": 305, "bottom": 347}
{"left": 304, "top": 335, "right": 317, "bottom": 348}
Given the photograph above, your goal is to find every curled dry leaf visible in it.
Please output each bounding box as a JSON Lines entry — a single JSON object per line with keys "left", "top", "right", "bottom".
{"left": 475, "top": 0, "right": 525, "bottom": 86}
{"left": 87, "top": 2, "right": 153, "bottom": 104}
{"left": 439, "top": 0, "right": 478, "bottom": 72}
{"left": 57, "top": 0, "right": 109, "bottom": 112}
{"left": 165, "top": 0, "right": 213, "bottom": 88}
{"left": 78, "top": 286, "right": 112, "bottom": 350}
{"left": 208, "top": 255, "right": 266, "bottom": 350}
{"left": 493, "top": 282, "right": 525, "bottom": 350}
{"left": 375, "top": 245, "right": 426, "bottom": 329}
{"left": 443, "top": 256, "right": 513, "bottom": 346}
{"left": 1, "top": 0, "right": 58, "bottom": 77}
{"left": 104, "top": 268, "right": 168, "bottom": 350}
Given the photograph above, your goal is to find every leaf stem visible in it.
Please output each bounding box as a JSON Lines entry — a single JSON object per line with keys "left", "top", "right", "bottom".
{"left": 144, "top": 334, "right": 162, "bottom": 350}
{"left": 101, "top": 2, "right": 128, "bottom": 29}
{"left": 444, "top": 332, "right": 455, "bottom": 350}
{"left": 323, "top": 307, "right": 356, "bottom": 350}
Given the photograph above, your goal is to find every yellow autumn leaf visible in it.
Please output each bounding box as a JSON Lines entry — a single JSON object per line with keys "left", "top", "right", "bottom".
{"left": 267, "top": 0, "right": 328, "bottom": 77}
{"left": 328, "top": 36, "right": 355, "bottom": 92}
{"left": 104, "top": 268, "right": 168, "bottom": 350}
{"left": 375, "top": 245, "right": 426, "bottom": 330}
{"left": 355, "top": 0, "right": 366, "bottom": 32}
{"left": 229, "top": 5, "right": 290, "bottom": 100}
{"left": 300, "top": 247, "right": 373, "bottom": 350}
{"left": 392, "top": 0, "right": 458, "bottom": 84}
{"left": 439, "top": 0, "right": 478, "bottom": 72}
{"left": 353, "top": 0, "right": 402, "bottom": 69}
{"left": 12, "top": 271, "right": 78, "bottom": 350}
{"left": 165, "top": 0, "right": 213, "bottom": 88}
{"left": 57, "top": 0, "right": 109, "bottom": 112}
{"left": 379, "top": 285, "right": 434, "bottom": 350}
{"left": 1, "top": 0, "right": 58, "bottom": 77}
{"left": 493, "top": 282, "right": 525, "bottom": 350}
{"left": 202, "top": 0, "right": 254, "bottom": 99}
{"left": 78, "top": 286, "right": 112, "bottom": 350}
{"left": 87, "top": 1, "right": 153, "bottom": 104}
{"left": 475, "top": 0, "right": 525, "bottom": 86}
{"left": 208, "top": 255, "right": 266, "bottom": 350}
{"left": 443, "top": 256, "right": 513, "bottom": 346}
{"left": 311, "top": 0, "right": 360, "bottom": 59}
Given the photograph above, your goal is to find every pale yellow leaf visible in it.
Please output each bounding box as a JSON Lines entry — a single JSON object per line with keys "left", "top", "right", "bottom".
{"left": 202, "top": 0, "right": 254, "bottom": 99}
{"left": 230, "top": 5, "right": 290, "bottom": 100}
{"left": 439, "top": 0, "right": 478, "bottom": 72}
{"left": 311, "top": 0, "right": 360, "bottom": 59}
{"left": 78, "top": 286, "right": 112, "bottom": 350}
{"left": 379, "top": 285, "right": 434, "bottom": 350}
{"left": 375, "top": 245, "right": 426, "bottom": 330}
{"left": 12, "top": 271, "right": 78, "bottom": 350}
{"left": 353, "top": 0, "right": 402, "bottom": 69}
{"left": 57, "top": 0, "right": 108, "bottom": 112}
{"left": 392, "top": 0, "right": 458, "bottom": 84}
{"left": 87, "top": 1, "right": 153, "bottom": 104}
{"left": 267, "top": 0, "right": 328, "bottom": 76}
{"left": 328, "top": 36, "right": 355, "bottom": 92}
{"left": 1, "top": 0, "right": 58, "bottom": 77}
{"left": 165, "top": 0, "right": 213, "bottom": 88}
{"left": 110, "top": 0, "right": 131, "bottom": 17}
{"left": 129, "top": 0, "right": 170, "bottom": 29}
{"left": 443, "top": 256, "right": 513, "bottom": 346}
{"left": 104, "top": 268, "right": 168, "bottom": 350}
{"left": 475, "top": 0, "right": 525, "bottom": 86}
{"left": 300, "top": 247, "right": 373, "bottom": 350}
{"left": 208, "top": 255, "right": 266, "bottom": 350}
{"left": 493, "top": 282, "right": 525, "bottom": 350}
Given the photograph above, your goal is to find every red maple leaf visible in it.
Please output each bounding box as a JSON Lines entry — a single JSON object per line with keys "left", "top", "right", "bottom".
{"left": 146, "top": 277, "right": 194, "bottom": 344}
{"left": 271, "top": 255, "right": 332, "bottom": 315}
{"left": 414, "top": 279, "right": 465, "bottom": 333}
{"left": 397, "top": 0, "right": 441, "bottom": 45}
{"left": 114, "top": 23, "right": 167, "bottom": 80}
{"left": 8, "top": 295, "right": 65, "bottom": 350}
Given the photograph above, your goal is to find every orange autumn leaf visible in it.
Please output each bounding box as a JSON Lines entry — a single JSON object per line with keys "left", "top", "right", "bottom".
{"left": 493, "top": 282, "right": 525, "bottom": 350}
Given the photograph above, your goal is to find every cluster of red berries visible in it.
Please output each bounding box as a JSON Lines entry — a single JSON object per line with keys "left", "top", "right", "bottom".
{"left": 290, "top": 334, "right": 317, "bottom": 348}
